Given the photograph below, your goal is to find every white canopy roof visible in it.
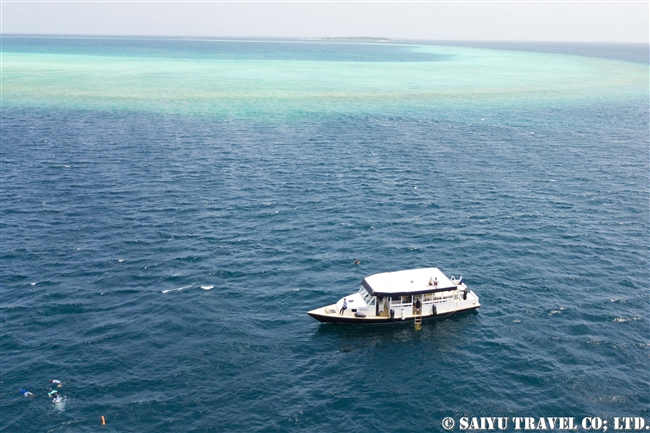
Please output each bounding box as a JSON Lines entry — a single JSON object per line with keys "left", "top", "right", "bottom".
{"left": 362, "top": 267, "right": 457, "bottom": 296}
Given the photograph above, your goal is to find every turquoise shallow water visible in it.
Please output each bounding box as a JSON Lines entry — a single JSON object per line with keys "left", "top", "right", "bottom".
{"left": 3, "top": 37, "right": 647, "bottom": 120}
{"left": 1, "top": 38, "right": 649, "bottom": 432}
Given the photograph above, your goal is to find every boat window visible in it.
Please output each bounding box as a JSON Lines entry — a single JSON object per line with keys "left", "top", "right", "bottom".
{"left": 358, "top": 287, "right": 369, "bottom": 298}
{"left": 402, "top": 295, "right": 412, "bottom": 304}
{"left": 367, "top": 297, "right": 375, "bottom": 306}
{"left": 391, "top": 296, "right": 402, "bottom": 304}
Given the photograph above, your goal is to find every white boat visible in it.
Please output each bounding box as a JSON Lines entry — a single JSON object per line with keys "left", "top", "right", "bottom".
{"left": 308, "top": 267, "right": 480, "bottom": 324}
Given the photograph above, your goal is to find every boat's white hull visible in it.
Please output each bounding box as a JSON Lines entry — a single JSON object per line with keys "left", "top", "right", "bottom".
{"left": 308, "top": 290, "right": 480, "bottom": 324}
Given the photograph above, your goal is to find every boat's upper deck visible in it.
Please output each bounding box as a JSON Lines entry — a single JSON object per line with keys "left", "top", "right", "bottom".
{"left": 362, "top": 267, "right": 458, "bottom": 297}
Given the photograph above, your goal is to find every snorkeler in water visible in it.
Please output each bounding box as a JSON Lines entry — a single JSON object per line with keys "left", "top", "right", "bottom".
{"left": 19, "top": 389, "right": 35, "bottom": 398}
{"left": 49, "top": 379, "right": 64, "bottom": 388}
{"left": 48, "top": 389, "right": 59, "bottom": 399}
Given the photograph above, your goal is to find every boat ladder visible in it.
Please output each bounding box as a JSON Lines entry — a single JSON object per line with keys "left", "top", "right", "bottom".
{"left": 414, "top": 314, "right": 422, "bottom": 331}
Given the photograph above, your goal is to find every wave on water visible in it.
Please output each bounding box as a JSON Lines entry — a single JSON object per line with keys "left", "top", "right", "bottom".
{"left": 161, "top": 284, "right": 193, "bottom": 294}
{"left": 271, "top": 288, "right": 300, "bottom": 298}
{"left": 613, "top": 317, "right": 641, "bottom": 323}
{"left": 201, "top": 285, "right": 214, "bottom": 290}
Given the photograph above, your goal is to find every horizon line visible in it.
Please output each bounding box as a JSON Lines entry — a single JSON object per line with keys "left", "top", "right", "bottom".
{"left": 2, "top": 34, "right": 649, "bottom": 44}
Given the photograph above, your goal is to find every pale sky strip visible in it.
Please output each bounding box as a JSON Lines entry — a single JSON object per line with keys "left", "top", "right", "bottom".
{"left": 2, "top": 0, "right": 647, "bottom": 3}
{"left": 3, "top": 0, "right": 647, "bottom": 42}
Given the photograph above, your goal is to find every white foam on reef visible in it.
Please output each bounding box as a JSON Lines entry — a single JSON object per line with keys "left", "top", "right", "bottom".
{"left": 201, "top": 285, "right": 214, "bottom": 290}
{"left": 162, "top": 284, "right": 193, "bottom": 294}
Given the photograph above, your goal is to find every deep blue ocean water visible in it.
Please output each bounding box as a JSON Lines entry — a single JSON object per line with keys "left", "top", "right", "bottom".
{"left": 1, "top": 38, "right": 649, "bottom": 432}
